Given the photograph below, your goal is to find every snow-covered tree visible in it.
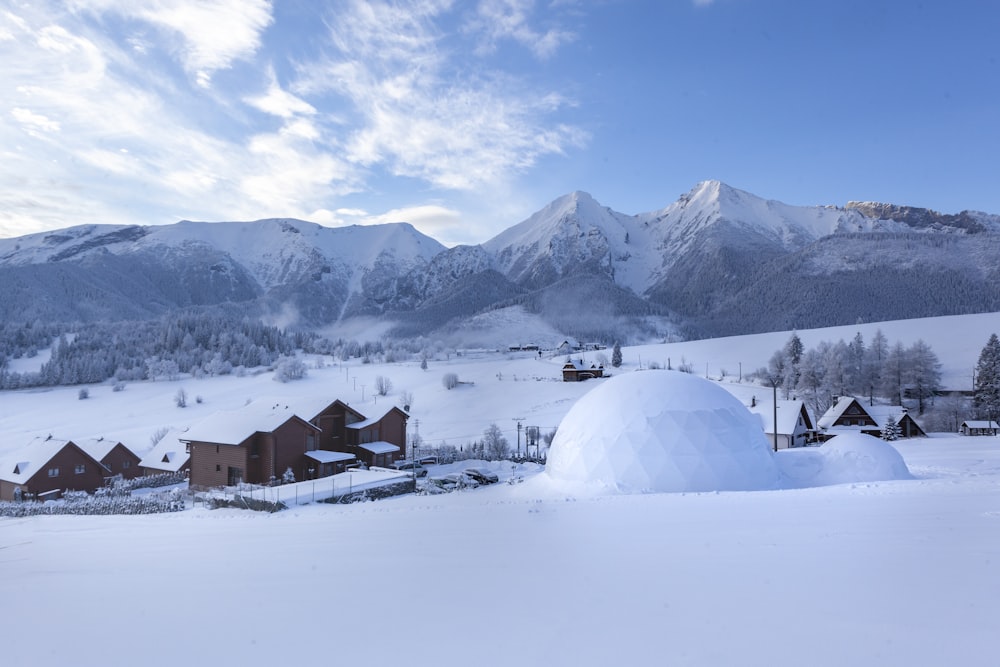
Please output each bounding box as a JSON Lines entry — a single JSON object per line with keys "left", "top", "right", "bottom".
{"left": 174, "top": 387, "right": 187, "bottom": 408}
{"left": 974, "top": 333, "right": 1000, "bottom": 421}
{"left": 881, "top": 342, "right": 907, "bottom": 407}
{"left": 908, "top": 339, "right": 942, "bottom": 414}
{"left": 611, "top": 342, "right": 622, "bottom": 368}
{"left": 375, "top": 375, "right": 393, "bottom": 396}
{"left": 442, "top": 373, "right": 459, "bottom": 390}
{"left": 482, "top": 423, "right": 510, "bottom": 461}
{"left": 273, "top": 356, "right": 307, "bottom": 383}
{"left": 881, "top": 416, "right": 901, "bottom": 441}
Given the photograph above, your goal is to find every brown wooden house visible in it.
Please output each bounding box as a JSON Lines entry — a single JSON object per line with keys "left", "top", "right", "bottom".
{"left": 78, "top": 437, "right": 142, "bottom": 480}
{"left": 343, "top": 406, "right": 410, "bottom": 468}
{"left": 0, "top": 437, "right": 108, "bottom": 501}
{"left": 181, "top": 402, "right": 322, "bottom": 489}
{"left": 139, "top": 428, "right": 191, "bottom": 477}
{"left": 562, "top": 359, "right": 605, "bottom": 382}
{"left": 817, "top": 396, "right": 927, "bottom": 440}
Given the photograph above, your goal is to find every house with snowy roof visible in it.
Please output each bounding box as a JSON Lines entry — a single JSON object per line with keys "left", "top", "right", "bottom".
{"left": 960, "top": 420, "right": 999, "bottom": 436}
{"left": 181, "top": 397, "right": 409, "bottom": 488}
{"left": 77, "top": 437, "right": 142, "bottom": 480}
{"left": 816, "top": 396, "right": 926, "bottom": 440}
{"left": 562, "top": 359, "right": 605, "bottom": 382}
{"left": 342, "top": 405, "right": 409, "bottom": 468}
{"left": 139, "top": 429, "right": 191, "bottom": 476}
{"left": 748, "top": 398, "right": 815, "bottom": 449}
{"left": 0, "top": 437, "right": 108, "bottom": 501}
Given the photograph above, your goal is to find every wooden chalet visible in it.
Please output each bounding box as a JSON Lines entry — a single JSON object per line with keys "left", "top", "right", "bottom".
{"left": 139, "top": 428, "right": 191, "bottom": 477}
{"left": 0, "top": 437, "right": 108, "bottom": 501}
{"left": 182, "top": 397, "right": 409, "bottom": 488}
{"left": 960, "top": 420, "right": 999, "bottom": 436}
{"left": 78, "top": 437, "right": 142, "bottom": 481}
{"left": 562, "top": 359, "right": 605, "bottom": 382}
{"left": 816, "top": 396, "right": 926, "bottom": 441}
{"left": 748, "top": 399, "right": 815, "bottom": 449}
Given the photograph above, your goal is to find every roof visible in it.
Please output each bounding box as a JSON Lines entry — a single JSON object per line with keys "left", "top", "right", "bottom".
{"left": 0, "top": 437, "right": 90, "bottom": 484}
{"left": 255, "top": 395, "right": 364, "bottom": 424}
{"left": 345, "top": 405, "right": 404, "bottom": 430}
{"left": 359, "top": 441, "right": 400, "bottom": 455}
{"left": 962, "top": 420, "right": 999, "bottom": 429}
{"left": 748, "top": 399, "right": 810, "bottom": 435}
{"left": 181, "top": 400, "right": 319, "bottom": 446}
{"left": 76, "top": 436, "right": 125, "bottom": 462}
{"left": 817, "top": 396, "right": 908, "bottom": 430}
{"left": 563, "top": 359, "right": 601, "bottom": 371}
{"left": 305, "top": 450, "right": 355, "bottom": 464}
{"left": 139, "top": 429, "right": 191, "bottom": 473}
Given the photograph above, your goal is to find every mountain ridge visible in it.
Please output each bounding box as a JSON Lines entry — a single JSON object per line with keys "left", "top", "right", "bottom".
{"left": 2, "top": 180, "right": 999, "bottom": 342}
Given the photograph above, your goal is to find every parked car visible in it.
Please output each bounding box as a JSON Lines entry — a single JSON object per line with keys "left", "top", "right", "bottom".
{"left": 391, "top": 461, "right": 429, "bottom": 477}
{"left": 428, "top": 472, "right": 478, "bottom": 490}
{"left": 462, "top": 467, "right": 499, "bottom": 484}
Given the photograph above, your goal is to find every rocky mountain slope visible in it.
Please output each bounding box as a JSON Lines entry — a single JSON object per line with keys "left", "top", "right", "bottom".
{"left": 2, "top": 181, "right": 999, "bottom": 342}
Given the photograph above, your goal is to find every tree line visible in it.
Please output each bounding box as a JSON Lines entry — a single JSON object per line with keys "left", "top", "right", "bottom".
{"left": 756, "top": 330, "right": 943, "bottom": 418}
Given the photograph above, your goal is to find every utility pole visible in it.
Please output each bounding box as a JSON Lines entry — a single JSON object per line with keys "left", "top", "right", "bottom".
{"left": 517, "top": 421, "right": 522, "bottom": 458}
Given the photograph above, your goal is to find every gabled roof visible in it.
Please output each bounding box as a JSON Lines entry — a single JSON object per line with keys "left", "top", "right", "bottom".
{"left": 817, "top": 396, "right": 914, "bottom": 431}
{"left": 181, "top": 401, "right": 320, "bottom": 446}
{"left": 256, "top": 395, "right": 365, "bottom": 424}
{"left": 139, "top": 428, "right": 190, "bottom": 473}
{"left": 76, "top": 436, "right": 128, "bottom": 463}
{"left": 345, "top": 405, "right": 408, "bottom": 430}
{"left": 749, "top": 399, "right": 812, "bottom": 435}
{"left": 0, "top": 437, "right": 99, "bottom": 484}
{"left": 563, "top": 359, "right": 602, "bottom": 371}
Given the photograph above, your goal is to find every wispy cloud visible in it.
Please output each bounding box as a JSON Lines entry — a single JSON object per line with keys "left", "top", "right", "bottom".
{"left": 0, "top": 0, "right": 588, "bottom": 240}
{"left": 67, "top": 0, "right": 273, "bottom": 87}
{"left": 466, "top": 0, "right": 576, "bottom": 59}
{"left": 297, "top": 0, "right": 586, "bottom": 192}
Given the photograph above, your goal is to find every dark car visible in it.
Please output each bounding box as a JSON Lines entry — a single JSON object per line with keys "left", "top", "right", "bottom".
{"left": 462, "top": 467, "right": 499, "bottom": 484}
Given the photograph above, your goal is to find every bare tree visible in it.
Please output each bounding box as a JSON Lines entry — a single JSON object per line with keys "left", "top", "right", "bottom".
{"left": 442, "top": 373, "right": 459, "bottom": 390}
{"left": 375, "top": 375, "right": 393, "bottom": 396}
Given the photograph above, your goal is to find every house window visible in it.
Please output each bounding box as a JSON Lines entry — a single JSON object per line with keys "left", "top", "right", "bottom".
{"left": 48, "top": 467, "right": 59, "bottom": 477}
{"left": 74, "top": 464, "right": 86, "bottom": 474}
{"left": 123, "top": 460, "right": 130, "bottom": 469}
{"left": 307, "top": 433, "right": 316, "bottom": 451}
{"left": 216, "top": 464, "right": 221, "bottom": 472}
{"left": 250, "top": 441, "right": 259, "bottom": 458}
{"left": 106, "top": 462, "right": 113, "bottom": 471}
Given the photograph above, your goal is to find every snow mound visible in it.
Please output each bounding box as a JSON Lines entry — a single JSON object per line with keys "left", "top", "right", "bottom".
{"left": 545, "top": 370, "right": 781, "bottom": 493}
{"left": 777, "top": 433, "right": 913, "bottom": 488}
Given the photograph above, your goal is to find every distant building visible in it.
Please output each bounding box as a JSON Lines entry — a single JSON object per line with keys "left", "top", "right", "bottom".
{"left": 562, "top": 359, "right": 605, "bottom": 382}
{"left": 748, "top": 399, "right": 815, "bottom": 449}
{"left": 817, "top": 396, "right": 926, "bottom": 440}
{"left": 960, "top": 420, "right": 999, "bottom": 436}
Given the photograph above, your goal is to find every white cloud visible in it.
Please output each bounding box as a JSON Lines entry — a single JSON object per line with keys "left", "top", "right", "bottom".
{"left": 10, "top": 108, "right": 60, "bottom": 133}
{"left": 244, "top": 70, "right": 317, "bottom": 119}
{"left": 466, "top": 0, "right": 576, "bottom": 59}
{"left": 67, "top": 0, "right": 273, "bottom": 87}
{"left": 296, "top": 0, "right": 586, "bottom": 192}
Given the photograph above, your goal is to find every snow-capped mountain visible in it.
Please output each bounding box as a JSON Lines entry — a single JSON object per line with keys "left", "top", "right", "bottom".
{"left": 2, "top": 180, "right": 999, "bottom": 340}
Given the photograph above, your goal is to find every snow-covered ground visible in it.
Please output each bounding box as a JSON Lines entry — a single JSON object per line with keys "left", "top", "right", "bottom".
{"left": 1, "top": 436, "right": 998, "bottom": 666}
{"left": 2, "top": 312, "right": 1000, "bottom": 665}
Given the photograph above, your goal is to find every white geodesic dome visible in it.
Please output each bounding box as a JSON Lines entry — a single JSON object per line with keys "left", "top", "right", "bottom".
{"left": 546, "top": 370, "right": 780, "bottom": 493}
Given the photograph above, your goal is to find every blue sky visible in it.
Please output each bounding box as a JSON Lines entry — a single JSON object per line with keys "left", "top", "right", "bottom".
{"left": 2, "top": 0, "right": 998, "bottom": 245}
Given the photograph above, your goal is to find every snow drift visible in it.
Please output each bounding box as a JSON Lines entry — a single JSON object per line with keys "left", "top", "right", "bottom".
{"left": 776, "top": 432, "right": 913, "bottom": 488}
{"left": 545, "top": 370, "right": 781, "bottom": 493}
